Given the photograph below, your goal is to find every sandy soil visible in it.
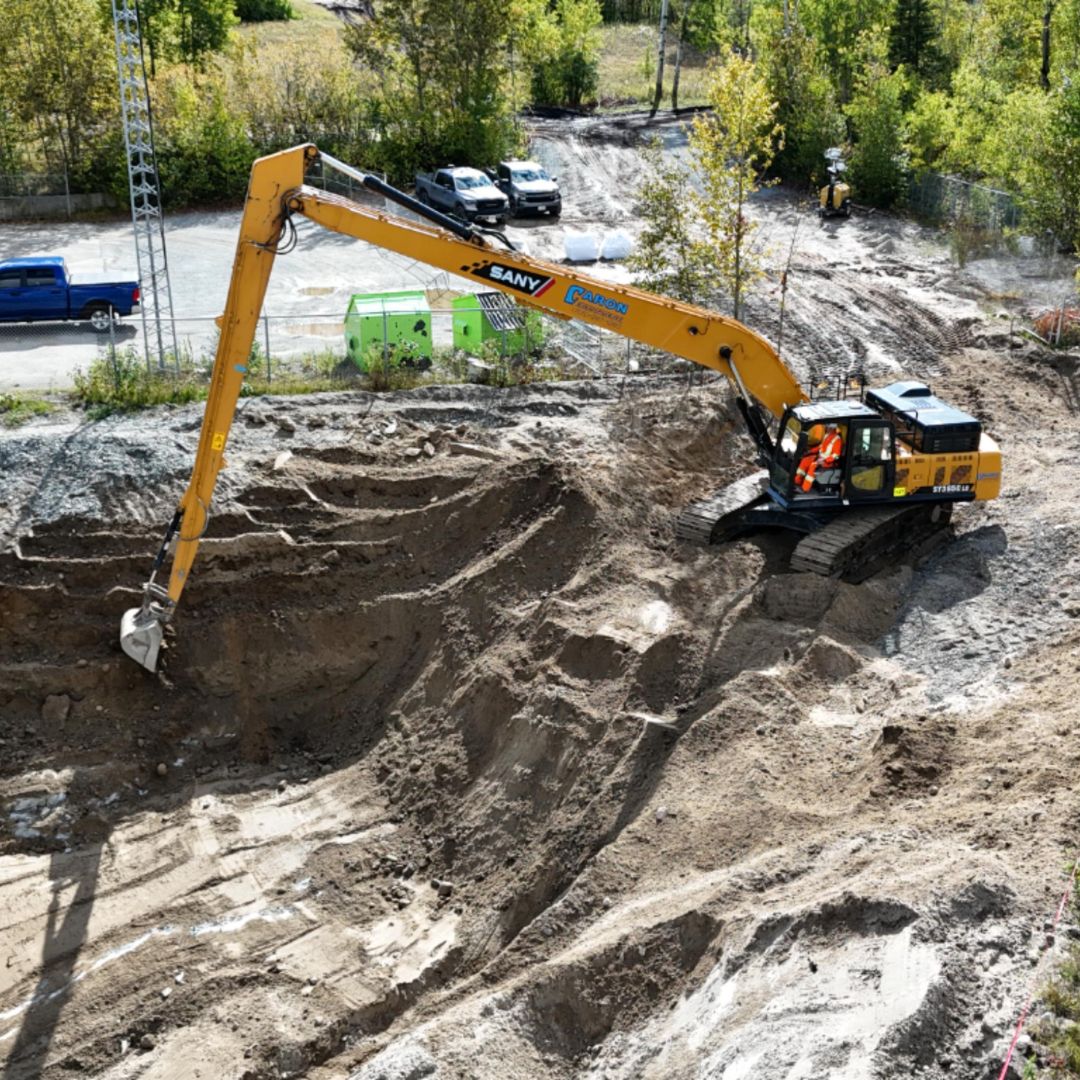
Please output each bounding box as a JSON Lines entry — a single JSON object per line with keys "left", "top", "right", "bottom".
{"left": 2, "top": 117, "right": 1080, "bottom": 1080}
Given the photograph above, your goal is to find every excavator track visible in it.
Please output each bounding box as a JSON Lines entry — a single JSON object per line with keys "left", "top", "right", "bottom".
{"left": 789, "top": 502, "right": 953, "bottom": 577}
{"left": 675, "top": 470, "right": 773, "bottom": 546}
{"left": 677, "top": 474, "right": 955, "bottom": 579}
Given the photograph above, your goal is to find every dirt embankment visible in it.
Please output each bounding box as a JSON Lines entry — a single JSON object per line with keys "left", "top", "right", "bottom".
{"left": 1, "top": 322, "right": 1079, "bottom": 1080}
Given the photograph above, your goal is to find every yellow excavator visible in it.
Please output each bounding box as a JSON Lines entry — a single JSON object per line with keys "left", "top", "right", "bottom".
{"left": 118, "top": 144, "right": 1001, "bottom": 671}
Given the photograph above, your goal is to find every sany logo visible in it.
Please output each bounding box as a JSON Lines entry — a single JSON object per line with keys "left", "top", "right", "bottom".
{"left": 465, "top": 261, "right": 555, "bottom": 297}
{"left": 565, "top": 285, "right": 629, "bottom": 315}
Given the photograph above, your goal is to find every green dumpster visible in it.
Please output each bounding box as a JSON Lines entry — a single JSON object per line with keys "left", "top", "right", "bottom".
{"left": 452, "top": 292, "right": 544, "bottom": 357}
{"left": 344, "top": 290, "right": 432, "bottom": 370}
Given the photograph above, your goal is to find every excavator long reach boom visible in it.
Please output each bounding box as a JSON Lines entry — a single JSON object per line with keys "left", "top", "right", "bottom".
{"left": 119, "top": 143, "right": 808, "bottom": 670}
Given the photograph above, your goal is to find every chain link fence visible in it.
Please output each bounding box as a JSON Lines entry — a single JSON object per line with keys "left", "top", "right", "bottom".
{"left": 0, "top": 170, "right": 115, "bottom": 219}
{"left": 908, "top": 172, "right": 1021, "bottom": 233}
{"left": 0, "top": 304, "right": 686, "bottom": 393}
{"left": 0, "top": 172, "right": 71, "bottom": 198}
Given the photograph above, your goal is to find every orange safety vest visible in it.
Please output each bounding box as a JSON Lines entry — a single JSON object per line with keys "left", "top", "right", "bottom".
{"left": 818, "top": 431, "right": 842, "bottom": 467}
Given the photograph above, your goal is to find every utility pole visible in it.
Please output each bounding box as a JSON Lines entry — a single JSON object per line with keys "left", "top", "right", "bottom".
{"left": 112, "top": 0, "right": 178, "bottom": 371}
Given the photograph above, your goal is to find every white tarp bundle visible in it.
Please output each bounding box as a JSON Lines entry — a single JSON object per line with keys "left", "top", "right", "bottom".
{"left": 563, "top": 231, "right": 600, "bottom": 262}
{"left": 600, "top": 229, "right": 633, "bottom": 260}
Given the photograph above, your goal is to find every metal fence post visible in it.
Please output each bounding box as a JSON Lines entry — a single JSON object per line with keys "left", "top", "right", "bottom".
{"left": 264, "top": 311, "right": 271, "bottom": 383}
{"left": 109, "top": 314, "right": 118, "bottom": 388}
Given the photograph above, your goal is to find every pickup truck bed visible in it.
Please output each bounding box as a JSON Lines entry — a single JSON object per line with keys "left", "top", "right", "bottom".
{"left": 0, "top": 256, "right": 140, "bottom": 331}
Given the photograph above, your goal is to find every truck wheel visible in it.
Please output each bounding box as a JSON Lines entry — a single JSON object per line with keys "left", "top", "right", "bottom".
{"left": 87, "top": 304, "right": 115, "bottom": 332}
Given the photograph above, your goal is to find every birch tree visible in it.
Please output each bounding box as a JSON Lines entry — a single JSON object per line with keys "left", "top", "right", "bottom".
{"left": 689, "top": 52, "right": 782, "bottom": 319}
{"left": 649, "top": 0, "right": 669, "bottom": 118}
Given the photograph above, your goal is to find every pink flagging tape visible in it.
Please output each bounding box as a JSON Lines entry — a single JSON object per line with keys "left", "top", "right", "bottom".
{"left": 998, "top": 860, "right": 1080, "bottom": 1080}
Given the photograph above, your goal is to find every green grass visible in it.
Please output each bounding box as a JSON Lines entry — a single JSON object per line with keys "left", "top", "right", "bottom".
{"left": 234, "top": 0, "right": 339, "bottom": 49}
{"left": 70, "top": 340, "right": 566, "bottom": 418}
{"left": 71, "top": 348, "right": 351, "bottom": 417}
{"left": 0, "top": 392, "right": 55, "bottom": 427}
{"left": 596, "top": 23, "right": 712, "bottom": 110}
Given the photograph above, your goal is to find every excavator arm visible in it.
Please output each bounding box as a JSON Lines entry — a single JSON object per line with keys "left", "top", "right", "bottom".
{"left": 120, "top": 143, "right": 806, "bottom": 670}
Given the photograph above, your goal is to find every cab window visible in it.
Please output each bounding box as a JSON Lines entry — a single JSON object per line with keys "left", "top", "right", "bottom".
{"left": 0, "top": 270, "right": 22, "bottom": 289}
{"left": 850, "top": 426, "right": 892, "bottom": 491}
{"left": 779, "top": 416, "right": 801, "bottom": 457}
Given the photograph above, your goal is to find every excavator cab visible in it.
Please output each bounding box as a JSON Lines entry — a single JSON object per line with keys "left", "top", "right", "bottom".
{"left": 769, "top": 403, "right": 896, "bottom": 505}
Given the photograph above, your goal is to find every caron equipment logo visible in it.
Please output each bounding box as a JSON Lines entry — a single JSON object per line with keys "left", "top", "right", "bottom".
{"left": 564, "top": 285, "right": 628, "bottom": 316}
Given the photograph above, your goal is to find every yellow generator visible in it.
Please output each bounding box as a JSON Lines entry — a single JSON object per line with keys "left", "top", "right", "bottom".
{"left": 819, "top": 147, "right": 851, "bottom": 219}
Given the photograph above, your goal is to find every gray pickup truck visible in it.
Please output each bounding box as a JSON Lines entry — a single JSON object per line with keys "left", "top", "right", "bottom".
{"left": 414, "top": 167, "right": 509, "bottom": 224}
{"left": 494, "top": 160, "right": 562, "bottom": 218}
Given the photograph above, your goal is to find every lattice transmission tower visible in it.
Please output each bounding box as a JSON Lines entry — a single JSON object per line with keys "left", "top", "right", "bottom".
{"left": 111, "top": 0, "right": 178, "bottom": 370}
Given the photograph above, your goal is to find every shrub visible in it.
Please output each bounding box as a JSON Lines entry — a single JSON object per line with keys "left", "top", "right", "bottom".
{"left": 234, "top": 0, "right": 294, "bottom": 21}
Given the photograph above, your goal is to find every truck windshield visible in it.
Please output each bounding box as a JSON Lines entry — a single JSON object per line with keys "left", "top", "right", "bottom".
{"left": 512, "top": 167, "right": 549, "bottom": 182}
{"left": 456, "top": 175, "right": 490, "bottom": 189}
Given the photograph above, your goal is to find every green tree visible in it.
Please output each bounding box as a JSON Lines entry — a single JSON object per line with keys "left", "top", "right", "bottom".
{"left": 0, "top": 0, "right": 117, "bottom": 184}
{"left": 889, "top": 0, "right": 938, "bottom": 76}
{"left": 798, "top": 0, "right": 895, "bottom": 102}
{"left": 690, "top": 51, "right": 782, "bottom": 319}
{"left": 762, "top": 18, "right": 844, "bottom": 186}
{"left": 229, "top": 36, "right": 374, "bottom": 162}
{"left": 628, "top": 139, "right": 709, "bottom": 299}
{"left": 153, "top": 66, "right": 255, "bottom": 204}
{"left": 178, "top": 0, "right": 237, "bottom": 62}
{"left": 529, "top": 0, "right": 603, "bottom": 108}
{"left": 345, "top": 0, "right": 520, "bottom": 180}
{"left": 1015, "top": 78, "right": 1080, "bottom": 246}
{"left": 903, "top": 88, "right": 954, "bottom": 173}
{"left": 117, "top": 0, "right": 237, "bottom": 73}
{"left": 845, "top": 27, "right": 908, "bottom": 207}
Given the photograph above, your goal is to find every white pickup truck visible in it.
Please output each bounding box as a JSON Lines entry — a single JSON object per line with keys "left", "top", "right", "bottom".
{"left": 414, "top": 167, "right": 509, "bottom": 225}
{"left": 494, "top": 160, "right": 562, "bottom": 218}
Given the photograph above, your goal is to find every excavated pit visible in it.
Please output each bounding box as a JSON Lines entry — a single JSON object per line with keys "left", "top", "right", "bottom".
{"left": 1, "top": 364, "right": 1076, "bottom": 1080}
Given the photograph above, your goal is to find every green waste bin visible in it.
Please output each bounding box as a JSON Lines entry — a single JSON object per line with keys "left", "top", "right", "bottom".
{"left": 344, "top": 290, "right": 432, "bottom": 370}
{"left": 452, "top": 292, "right": 544, "bottom": 357}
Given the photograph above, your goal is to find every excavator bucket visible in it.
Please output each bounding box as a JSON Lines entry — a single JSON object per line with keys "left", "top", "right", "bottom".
{"left": 120, "top": 606, "right": 163, "bottom": 672}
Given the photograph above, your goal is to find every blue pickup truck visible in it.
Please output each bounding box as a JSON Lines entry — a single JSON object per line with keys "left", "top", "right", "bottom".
{"left": 0, "top": 257, "right": 140, "bottom": 332}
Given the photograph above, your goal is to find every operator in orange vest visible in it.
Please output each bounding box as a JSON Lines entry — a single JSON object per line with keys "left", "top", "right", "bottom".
{"left": 795, "top": 422, "right": 843, "bottom": 492}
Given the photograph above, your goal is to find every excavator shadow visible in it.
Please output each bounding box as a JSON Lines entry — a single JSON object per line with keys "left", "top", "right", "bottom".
{"left": 900, "top": 523, "right": 1007, "bottom": 615}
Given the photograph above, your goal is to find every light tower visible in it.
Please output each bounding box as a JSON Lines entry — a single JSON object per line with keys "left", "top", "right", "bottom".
{"left": 111, "top": 0, "right": 178, "bottom": 370}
